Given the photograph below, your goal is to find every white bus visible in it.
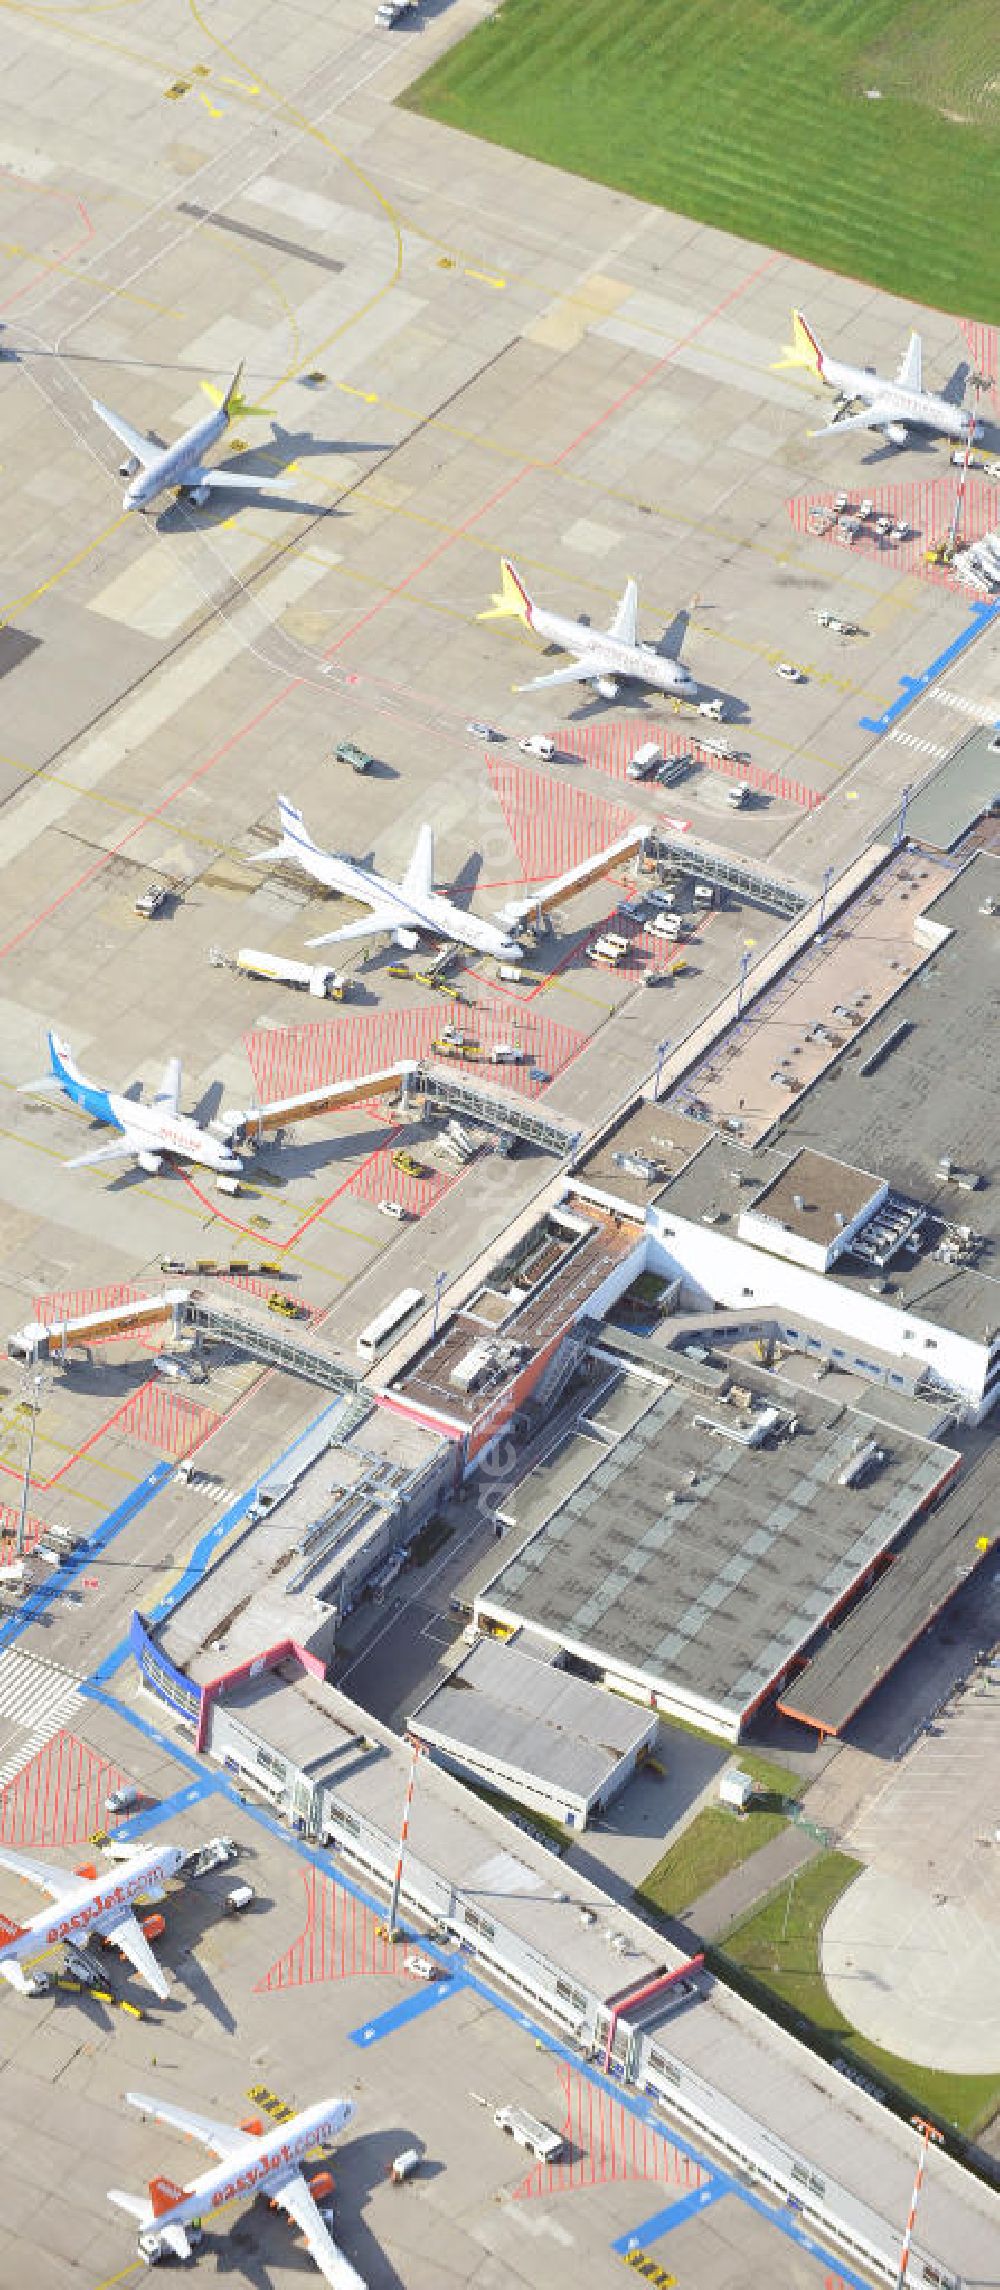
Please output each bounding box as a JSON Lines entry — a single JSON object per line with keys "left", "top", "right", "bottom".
{"left": 356, "top": 1286, "right": 424, "bottom": 1361}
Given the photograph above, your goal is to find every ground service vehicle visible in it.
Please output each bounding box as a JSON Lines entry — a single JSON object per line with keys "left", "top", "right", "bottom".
{"left": 135, "top": 884, "right": 168, "bottom": 918}
{"left": 234, "top": 948, "right": 344, "bottom": 998}
{"left": 626, "top": 742, "right": 662, "bottom": 780}
{"left": 518, "top": 733, "right": 555, "bottom": 760}
{"left": 335, "top": 739, "right": 375, "bottom": 773}
{"left": 693, "top": 882, "right": 716, "bottom": 908}
{"left": 493, "top": 2107, "right": 564, "bottom": 2163}
{"left": 357, "top": 1287, "right": 424, "bottom": 1360}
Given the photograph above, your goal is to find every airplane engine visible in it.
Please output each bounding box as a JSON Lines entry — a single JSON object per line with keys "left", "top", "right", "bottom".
{"left": 137, "top": 1151, "right": 163, "bottom": 1174}
{"left": 885, "top": 422, "right": 908, "bottom": 447}
{"left": 594, "top": 676, "right": 618, "bottom": 700}
{"left": 394, "top": 927, "right": 420, "bottom": 951}
{"left": 187, "top": 484, "right": 211, "bottom": 507}
{"left": 118, "top": 457, "right": 140, "bottom": 480}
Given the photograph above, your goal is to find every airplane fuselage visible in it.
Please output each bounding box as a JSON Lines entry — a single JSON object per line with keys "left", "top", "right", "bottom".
{"left": 821, "top": 353, "right": 980, "bottom": 444}
{"left": 0, "top": 1847, "right": 184, "bottom": 1969}
{"left": 125, "top": 406, "right": 228, "bottom": 511}
{"left": 152, "top": 2100, "right": 354, "bottom": 2229}
{"left": 51, "top": 1047, "right": 241, "bottom": 1174}
{"left": 529, "top": 602, "right": 697, "bottom": 698}
{"left": 280, "top": 814, "right": 521, "bottom": 962}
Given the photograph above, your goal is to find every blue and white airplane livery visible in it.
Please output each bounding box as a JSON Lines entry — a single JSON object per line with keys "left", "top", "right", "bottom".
{"left": 92, "top": 362, "right": 281, "bottom": 512}
{"left": 43, "top": 1034, "right": 242, "bottom": 1176}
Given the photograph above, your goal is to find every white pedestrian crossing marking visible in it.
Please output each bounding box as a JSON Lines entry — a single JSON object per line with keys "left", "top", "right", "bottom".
{"left": 886, "top": 728, "right": 949, "bottom": 759}
{"left": 935, "top": 688, "right": 1000, "bottom": 724}
{"left": 0, "top": 1649, "right": 83, "bottom": 1789}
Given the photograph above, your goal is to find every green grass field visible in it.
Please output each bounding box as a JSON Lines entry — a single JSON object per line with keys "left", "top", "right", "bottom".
{"left": 404, "top": 0, "right": 1000, "bottom": 321}
{"left": 721, "top": 1854, "right": 1000, "bottom": 2136}
{"left": 636, "top": 1801, "right": 790, "bottom": 1917}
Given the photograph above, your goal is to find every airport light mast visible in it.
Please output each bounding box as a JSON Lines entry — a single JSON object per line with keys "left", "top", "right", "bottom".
{"left": 15, "top": 1371, "right": 44, "bottom": 1559}
{"left": 896, "top": 2116, "right": 944, "bottom": 2287}
{"left": 387, "top": 1736, "right": 424, "bottom": 1941}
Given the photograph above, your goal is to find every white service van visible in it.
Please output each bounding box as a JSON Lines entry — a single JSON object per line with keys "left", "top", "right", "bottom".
{"left": 626, "top": 742, "right": 662, "bottom": 780}
{"left": 519, "top": 734, "right": 556, "bottom": 761}
{"left": 649, "top": 913, "right": 684, "bottom": 941}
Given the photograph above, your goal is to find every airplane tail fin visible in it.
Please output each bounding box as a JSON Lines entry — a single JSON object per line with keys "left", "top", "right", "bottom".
{"left": 202, "top": 362, "right": 273, "bottom": 419}
{"left": 478, "top": 558, "right": 534, "bottom": 628}
{"left": 149, "top": 2174, "right": 186, "bottom": 2219}
{"left": 251, "top": 796, "right": 316, "bottom": 866}
{"left": 0, "top": 1913, "right": 29, "bottom": 1951}
{"left": 773, "top": 310, "right": 825, "bottom": 378}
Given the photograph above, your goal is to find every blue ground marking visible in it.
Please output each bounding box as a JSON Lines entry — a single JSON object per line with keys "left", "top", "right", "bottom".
{"left": 348, "top": 1975, "right": 463, "bottom": 2048}
{"left": 0, "top": 1461, "right": 173, "bottom": 1657}
{"left": 111, "top": 1775, "right": 218, "bottom": 1841}
{"left": 612, "top": 2181, "right": 729, "bottom": 2252}
{"left": 739, "top": 2184, "right": 877, "bottom": 2290}
{"left": 859, "top": 597, "right": 1000, "bottom": 735}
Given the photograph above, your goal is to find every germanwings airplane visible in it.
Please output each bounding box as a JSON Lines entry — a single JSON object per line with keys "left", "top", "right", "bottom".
{"left": 257, "top": 796, "right": 524, "bottom": 963}
{"left": 480, "top": 558, "right": 698, "bottom": 701}
{"left": 109, "top": 2089, "right": 363, "bottom": 2285}
{"left": 0, "top": 1841, "right": 183, "bottom": 1997}
{"left": 93, "top": 361, "right": 282, "bottom": 512}
{"left": 778, "top": 310, "right": 981, "bottom": 448}
{"left": 42, "top": 1033, "right": 242, "bottom": 1176}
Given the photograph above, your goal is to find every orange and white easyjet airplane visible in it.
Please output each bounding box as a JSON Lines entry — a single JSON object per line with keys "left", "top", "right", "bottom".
{"left": 0, "top": 1840, "right": 183, "bottom": 1997}
{"left": 109, "top": 2090, "right": 362, "bottom": 2285}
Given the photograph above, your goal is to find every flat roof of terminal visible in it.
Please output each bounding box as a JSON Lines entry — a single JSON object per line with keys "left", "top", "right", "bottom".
{"left": 747, "top": 1147, "right": 881, "bottom": 1247}
{"left": 897, "top": 723, "right": 1000, "bottom": 851}
{"left": 222, "top": 1666, "right": 670, "bottom": 2002}
{"left": 656, "top": 851, "right": 1000, "bottom": 1340}
{"left": 478, "top": 1369, "right": 953, "bottom": 1730}
{"left": 574, "top": 1101, "right": 707, "bottom": 1208}
{"left": 409, "top": 1634, "right": 654, "bottom": 1804}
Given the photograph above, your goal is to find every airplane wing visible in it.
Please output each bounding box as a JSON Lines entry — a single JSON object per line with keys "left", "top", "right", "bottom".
{"left": 96, "top": 1906, "right": 170, "bottom": 1999}
{"left": 92, "top": 399, "right": 160, "bottom": 467}
{"left": 272, "top": 2170, "right": 365, "bottom": 2290}
{"left": 809, "top": 403, "right": 897, "bottom": 438}
{"left": 126, "top": 2090, "right": 252, "bottom": 2160}
{"left": 895, "top": 332, "right": 922, "bottom": 393}
{"left": 401, "top": 823, "right": 434, "bottom": 904}
{"left": 515, "top": 656, "right": 610, "bottom": 693}
{"left": 0, "top": 1844, "right": 80, "bottom": 1901}
{"left": 64, "top": 1136, "right": 138, "bottom": 1170}
{"left": 181, "top": 465, "right": 282, "bottom": 492}
{"left": 608, "top": 577, "right": 638, "bottom": 647}
{"left": 152, "top": 1057, "right": 181, "bottom": 1116}
{"left": 306, "top": 910, "right": 398, "bottom": 948}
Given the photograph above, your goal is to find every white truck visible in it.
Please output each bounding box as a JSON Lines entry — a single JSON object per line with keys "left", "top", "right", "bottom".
{"left": 234, "top": 948, "right": 345, "bottom": 999}
{"left": 494, "top": 2106, "right": 564, "bottom": 2162}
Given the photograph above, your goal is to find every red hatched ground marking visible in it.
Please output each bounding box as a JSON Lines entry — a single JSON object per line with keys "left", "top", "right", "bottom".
{"left": 254, "top": 1867, "right": 405, "bottom": 1988}
{"left": 487, "top": 753, "right": 637, "bottom": 879}
{"left": 347, "top": 1143, "right": 455, "bottom": 1217}
{"left": 787, "top": 481, "right": 1000, "bottom": 593}
{"left": 513, "top": 2062, "right": 707, "bottom": 2199}
{"left": 116, "top": 1382, "right": 218, "bottom": 1459}
{"left": 34, "top": 1284, "right": 163, "bottom": 1351}
{"left": 558, "top": 718, "right": 820, "bottom": 812}
{"left": 243, "top": 1003, "right": 587, "bottom": 1105}
{"left": 0, "top": 1734, "right": 132, "bottom": 1848}
{"left": 0, "top": 1501, "right": 47, "bottom": 1565}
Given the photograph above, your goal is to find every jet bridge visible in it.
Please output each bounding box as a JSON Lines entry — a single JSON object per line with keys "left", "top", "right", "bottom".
{"left": 649, "top": 832, "right": 807, "bottom": 918}
{"left": 416, "top": 1064, "right": 580, "bottom": 1156}
{"left": 182, "top": 1296, "right": 360, "bottom": 1392}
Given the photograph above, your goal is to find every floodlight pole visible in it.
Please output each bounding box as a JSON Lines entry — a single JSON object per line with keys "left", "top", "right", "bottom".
{"left": 654, "top": 1040, "right": 670, "bottom": 1098}
{"left": 896, "top": 2117, "right": 944, "bottom": 2288}
{"left": 818, "top": 865, "right": 834, "bottom": 931}
{"left": 431, "top": 1270, "right": 447, "bottom": 1339}
{"left": 894, "top": 783, "right": 911, "bottom": 849}
{"left": 16, "top": 1374, "right": 43, "bottom": 1559}
{"left": 735, "top": 949, "right": 751, "bottom": 1020}
{"left": 388, "top": 1737, "right": 422, "bottom": 1939}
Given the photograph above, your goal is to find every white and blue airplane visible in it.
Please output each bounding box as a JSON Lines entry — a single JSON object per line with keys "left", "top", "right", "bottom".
{"left": 93, "top": 362, "right": 281, "bottom": 512}
{"left": 777, "top": 311, "right": 981, "bottom": 448}
{"left": 257, "top": 796, "right": 525, "bottom": 963}
{"left": 109, "top": 2089, "right": 362, "bottom": 2284}
{"left": 40, "top": 1033, "right": 242, "bottom": 1176}
{"left": 480, "top": 559, "right": 699, "bottom": 701}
